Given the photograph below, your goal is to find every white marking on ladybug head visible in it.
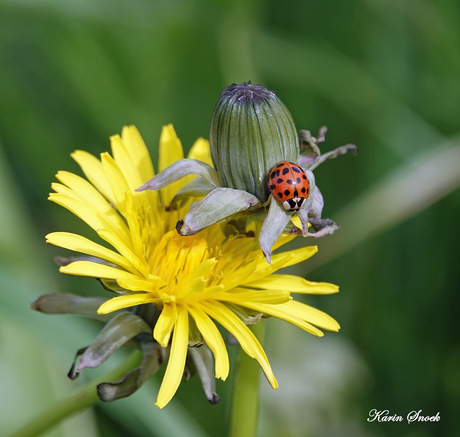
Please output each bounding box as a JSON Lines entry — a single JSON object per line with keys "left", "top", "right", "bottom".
{"left": 282, "top": 197, "right": 306, "bottom": 212}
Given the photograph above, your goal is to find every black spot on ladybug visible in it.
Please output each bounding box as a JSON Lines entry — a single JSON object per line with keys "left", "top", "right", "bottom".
{"left": 306, "top": 188, "right": 309, "bottom": 194}
{"left": 276, "top": 178, "right": 283, "bottom": 184}
{"left": 294, "top": 190, "right": 298, "bottom": 197}
{"left": 277, "top": 192, "right": 283, "bottom": 198}
{"left": 269, "top": 184, "right": 276, "bottom": 190}
{"left": 284, "top": 189, "right": 290, "bottom": 196}
{"left": 282, "top": 167, "right": 289, "bottom": 175}
{"left": 276, "top": 163, "right": 284, "bottom": 168}
{"left": 276, "top": 169, "right": 280, "bottom": 177}
{"left": 270, "top": 172, "right": 276, "bottom": 179}
{"left": 301, "top": 187, "right": 306, "bottom": 194}
{"left": 296, "top": 178, "right": 301, "bottom": 183}
{"left": 302, "top": 174, "right": 307, "bottom": 180}
{"left": 291, "top": 166, "right": 300, "bottom": 173}
{"left": 287, "top": 179, "right": 292, "bottom": 185}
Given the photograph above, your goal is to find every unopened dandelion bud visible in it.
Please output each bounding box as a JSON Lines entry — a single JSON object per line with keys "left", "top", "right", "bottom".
{"left": 210, "top": 82, "right": 299, "bottom": 202}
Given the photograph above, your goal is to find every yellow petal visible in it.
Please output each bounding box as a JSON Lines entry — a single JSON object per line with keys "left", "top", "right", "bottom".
{"left": 188, "top": 284, "right": 225, "bottom": 302}
{"left": 216, "top": 288, "right": 291, "bottom": 305}
{"left": 241, "top": 301, "right": 324, "bottom": 337}
{"left": 97, "top": 228, "right": 146, "bottom": 276}
{"left": 271, "top": 246, "right": 318, "bottom": 268}
{"left": 116, "top": 276, "right": 166, "bottom": 291}
{"left": 201, "top": 301, "right": 278, "bottom": 389}
{"left": 218, "top": 259, "right": 258, "bottom": 292}
{"left": 156, "top": 305, "right": 188, "bottom": 409}
{"left": 55, "top": 171, "right": 122, "bottom": 227}
{"left": 242, "top": 253, "right": 293, "bottom": 285}
{"left": 121, "top": 125, "right": 155, "bottom": 182}
{"left": 186, "top": 258, "right": 218, "bottom": 282}
{"left": 100, "top": 152, "right": 131, "bottom": 215}
{"left": 110, "top": 134, "right": 144, "bottom": 191}
{"left": 154, "top": 302, "right": 178, "bottom": 347}
{"left": 51, "top": 182, "right": 82, "bottom": 200}
{"left": 188, "top": 304, "right": 229, "bottom": 381}
{"left": 271, "top": 233, "right": 296, "bottom": 251}
{"left": 60, "top": 260, "right": 142, "bottom": 281}
{"left": 187, "top": 138, "right": 213, "bottom": 166}
{"left": 159, "top": 124, "right": 185, "bottom": 205}
{"left": 244, "top": 274, "right": 339, "bottom": 294}
{"left": 282, "top": 300, "right": 340, "bottom": 332}
{"left": 124, "top": 190, "right": 161, "bottom": 254}
{"left": 71, "top": 150, "right": 113, "bottom": 202}
{"left": 97, "top": 293, "right": 158, "bottom": 314}
{"left": 176, "top": 277, "right": 207, "bottom": 300}
{"left": 46, "top": 232, "right": 138, "bottom": 275}
{"left": 48, "top": 194, "right": 131, "bottom": 245}
{"left": 245, "top": 246, "right": 318, "bottom": 284}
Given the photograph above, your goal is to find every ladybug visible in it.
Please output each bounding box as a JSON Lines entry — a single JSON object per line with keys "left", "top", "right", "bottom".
{"left": 268, "top": 161, "right": 310, "bottom": 211}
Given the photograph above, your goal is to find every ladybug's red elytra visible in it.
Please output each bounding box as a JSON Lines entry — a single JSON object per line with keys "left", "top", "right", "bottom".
{"left": 268, "top": 161, "right": 310, "bottom": 212}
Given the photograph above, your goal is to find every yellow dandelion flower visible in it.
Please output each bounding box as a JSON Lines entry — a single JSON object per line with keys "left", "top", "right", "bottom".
{"left": 46, "top": 124, "right": 340, "bottom": 409}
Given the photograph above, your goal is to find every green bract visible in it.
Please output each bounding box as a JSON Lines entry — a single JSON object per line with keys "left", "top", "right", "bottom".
{"left": 210, "top": 83, "right": 298, "bottom": 202}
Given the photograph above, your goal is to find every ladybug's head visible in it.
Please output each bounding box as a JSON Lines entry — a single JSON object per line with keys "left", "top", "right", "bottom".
{"left": 283, "top": 197, "right": 307, "bottom": 212}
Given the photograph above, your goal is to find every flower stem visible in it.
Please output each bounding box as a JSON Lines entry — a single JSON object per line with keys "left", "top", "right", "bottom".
{"left": 9, "top": 352, "right": 141, "bottom": 437}
{"left": 230, "top": 320, "right": 266, "bottom": 437}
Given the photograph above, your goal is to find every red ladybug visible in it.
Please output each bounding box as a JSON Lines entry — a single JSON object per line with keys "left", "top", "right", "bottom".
{"left": 268, "top": 161, "right": 310, "bottom": 211}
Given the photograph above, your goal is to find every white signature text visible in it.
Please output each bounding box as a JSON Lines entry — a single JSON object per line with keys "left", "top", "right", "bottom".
{"left": 367, "top": 409, "right": 440, "bottom": 424}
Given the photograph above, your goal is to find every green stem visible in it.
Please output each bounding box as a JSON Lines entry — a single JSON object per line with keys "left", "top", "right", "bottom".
{"left": 230, "top": 320, "right": 266, "bottom": 437}
{"left": 9, "top": 352, "right": 141, "bottom": 437}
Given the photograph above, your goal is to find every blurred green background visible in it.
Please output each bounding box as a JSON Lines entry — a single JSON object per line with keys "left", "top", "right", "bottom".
{"left": 1, "top": 0, "right": 459, "bottom": 436}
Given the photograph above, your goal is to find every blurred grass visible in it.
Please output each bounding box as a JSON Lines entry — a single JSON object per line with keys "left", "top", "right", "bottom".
{"left": 0, "top": 0, "right": 459, "bottom": 436}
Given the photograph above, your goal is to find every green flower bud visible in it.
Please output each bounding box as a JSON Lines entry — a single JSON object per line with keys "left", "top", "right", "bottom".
{"left": 210, "top": 82, "right": 299, "bottom": 202}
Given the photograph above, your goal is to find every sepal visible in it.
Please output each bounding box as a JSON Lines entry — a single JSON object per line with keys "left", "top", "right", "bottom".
{"left": 177, "top": 188, "right": 261, "bottom": 236}
{"left": 259, "top": 197, "right": 292, "bottom": 263}
{"left": 309, "top": 143, "right": 358, "bottom": 171}
{"left": 188, "top": 346, "right": 220, "bottom": 404}
{"left": 30, "top": 293, "right": 120, "bottom": 322}
{"left": 226, "top": 303, "right": 263, "bottom": 326}
{"left": 97, "top": 337, "right": 164, "bottom": 401}
{"left": 70, "top": 312, "right": 151, "bottom": 378}
{"left": 170, "top": 178, "right": 216, "bottom": 208}
{"left": 297, "top": 185, "right": 340, "bottom": 238}
{"left": 298, "top": 126, "right": 358, "bottom": 170}
{"left": 298, "top": 128, "right": 325, "bottom": 167}
{"left": 136, "top": 159, "right": 221, "bottom": 194}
